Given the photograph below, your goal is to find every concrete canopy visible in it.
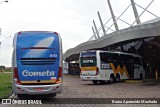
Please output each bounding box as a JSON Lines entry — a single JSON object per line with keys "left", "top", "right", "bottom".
{"left": 64, "top": 18, "right": 160, "bottom": 62}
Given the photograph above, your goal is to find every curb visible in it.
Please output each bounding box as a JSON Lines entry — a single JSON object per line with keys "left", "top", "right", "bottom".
{"left": 142, "top": 79, "right": 160, "bottom": 84}
{"left": 125, "top": 80, "right": 142, "bottom": 83}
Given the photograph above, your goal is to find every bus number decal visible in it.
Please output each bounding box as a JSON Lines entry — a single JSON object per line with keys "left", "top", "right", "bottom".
{"left": 50, "top": 54, "right": 57, "bottom": 57}
{"left": 101, "top": 64, "right": 110, "bottom": 69}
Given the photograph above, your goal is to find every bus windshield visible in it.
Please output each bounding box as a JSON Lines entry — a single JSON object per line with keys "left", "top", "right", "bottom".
{"left": 80, "top": 51, "right": 97, "bottom": 67}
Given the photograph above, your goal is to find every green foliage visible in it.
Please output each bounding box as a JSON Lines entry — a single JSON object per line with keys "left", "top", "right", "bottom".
{"left": 0, "top": 73, "right": 12, "bottom": 98}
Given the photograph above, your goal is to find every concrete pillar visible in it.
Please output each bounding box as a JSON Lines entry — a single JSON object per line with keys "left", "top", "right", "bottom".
{"left": 130, "top": 0, "right": 141, "bottom": 24}
{"left": 156, "top": 69, "right": 158, "bottom": 79}
{"left": 92, "top": 26, "right": 97, "bottom": 40}
{"left": 107, "top": 0, "right": 119, "bottom": 31}
{"left": 97, "top": 11, "right": 107, "bottom": 36}
{"left": 93, "top": 20, "right": 100, "bottom": 39}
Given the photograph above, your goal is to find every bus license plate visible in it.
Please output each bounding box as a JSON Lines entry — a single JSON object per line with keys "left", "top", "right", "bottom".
{"left": 35, "top": 88, "right": 43, "bottom": 91}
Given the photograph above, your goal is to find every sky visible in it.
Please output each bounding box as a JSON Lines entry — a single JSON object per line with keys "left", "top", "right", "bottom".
{"left": 0, "top": 0, "right": 159, "bottom": 67}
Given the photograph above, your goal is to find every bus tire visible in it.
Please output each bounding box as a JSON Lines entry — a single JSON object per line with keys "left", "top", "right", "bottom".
{"left": 49, "top": 93, "right": 57, "bottom": 97}
{"left": 17, "top": 94, "right": 26, "bottom": 99}
{"left": 109, "top": 74, "right": 114, "bottom": 83}
{"left": 92, "top": 80, "right": 98, "bottom": 84}
{"left": 115, "top": 74, "right": 120, "bottom": 83}
{"left": 101, "top": 81, "right": 106, "bottom": 84}
{"left": 140, "top": 73, "right": 143, "bottom": 80}
{"left": 92, "top": 80, "right": 103, "bottom": 85}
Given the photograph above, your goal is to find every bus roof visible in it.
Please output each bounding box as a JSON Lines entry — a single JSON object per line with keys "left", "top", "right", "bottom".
{"left": 16, "top": 31, "right": 59, "bottom": 36}
{"left": 81, "top": 50, "right": 143, "bottom": 58}
{"left": 13, "top": 31, "right": 60, "bottom": 49}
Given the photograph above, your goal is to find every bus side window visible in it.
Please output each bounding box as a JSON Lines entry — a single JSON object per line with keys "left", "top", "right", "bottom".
{"left": 133, "top": 57, "right": 142, "bottom": 66}
{"left": 134, "top": 65, "right": 140, "bottom": 69}
{"left": 120, "top": 54, "right": 132, "bottom": 64}
{"left": 100, "top": 53, "right": 111, "bottom": 63}
{"left": 111, "top": 54, "right": 119, "bottom": 63}
{"left": 120, "top": 54, "right": 125, "bottom": 64}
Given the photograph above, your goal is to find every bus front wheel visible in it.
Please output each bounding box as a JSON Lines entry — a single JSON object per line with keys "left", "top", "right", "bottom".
{"left": 49, "top": 93, "right": 57, "bottom": 97}
{"left": 17, "top": 94, "right": 26, "bottom": 99}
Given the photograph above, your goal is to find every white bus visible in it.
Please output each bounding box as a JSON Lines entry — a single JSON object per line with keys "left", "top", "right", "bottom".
{"left": 12, "top": 31, "right": 63, "bottom": 98}
{"left": 80, "top": 50, "right": 146, "bottom": 84}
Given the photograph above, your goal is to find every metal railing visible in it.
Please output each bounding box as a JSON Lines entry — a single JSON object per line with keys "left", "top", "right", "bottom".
{"left": 88, "top": 0, "right": 158, "bottom": 41}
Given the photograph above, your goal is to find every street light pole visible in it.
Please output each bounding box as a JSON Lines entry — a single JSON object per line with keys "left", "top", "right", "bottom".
{"left": 0, "top": 0, "right": 8, "bottom": 5}
{"left": 0, "top": 0, "right": 8, "bottom": 45}
{"left": 0, "top": 0, "right": 8, "bottom": 3}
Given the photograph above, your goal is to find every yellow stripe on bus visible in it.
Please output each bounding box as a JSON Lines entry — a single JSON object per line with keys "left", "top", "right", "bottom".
{"left": 81, "top": 67, "right": 97, "bottom": 71}
{"left": 109, "top": 63, "right": 130, "bottom": 78}
{"left": 21, "top": 79, "right": 57, "bottom": 84}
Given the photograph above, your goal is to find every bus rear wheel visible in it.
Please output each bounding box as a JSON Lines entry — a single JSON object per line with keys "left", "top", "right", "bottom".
{"left": 109, "top": 75, "right": 114, "bottom": 83}
{"left": 92, "top": 80, "right": 98, "bottom": 84}
{"left": 115, "top": 74, "right": 120, "bottom": 83}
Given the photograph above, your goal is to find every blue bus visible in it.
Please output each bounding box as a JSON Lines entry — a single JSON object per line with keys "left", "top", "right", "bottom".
{"left": 12, "top": 31, "right": 63, "bottom": 98}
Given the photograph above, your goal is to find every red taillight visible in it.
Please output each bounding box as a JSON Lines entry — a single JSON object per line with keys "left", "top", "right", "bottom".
{"left": 96, "top": 67, "right": 99, "bottom": 75}
{"left": 13, "top": 67, "right": 21, "bottom": 85}
{"left": 56, "top": 67, "right": 62, "bottom": 83}
{"left": 13, "top": 67, "right": 18, "bottom": 78}
{"left": 18, "top": 32, "right": 21, "bottom": 35}
{"left": 58, "top": 67, "right": 62, "bottom": 77}
{"left": 54, "top": 32, "right": 58, "bottom": 35}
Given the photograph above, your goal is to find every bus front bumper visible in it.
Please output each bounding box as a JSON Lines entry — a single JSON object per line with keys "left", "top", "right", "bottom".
{"left": 12, "top": 83, "right": 62, "bottom": 95}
